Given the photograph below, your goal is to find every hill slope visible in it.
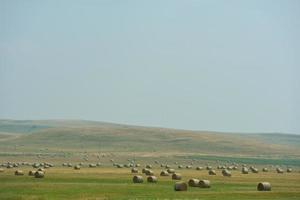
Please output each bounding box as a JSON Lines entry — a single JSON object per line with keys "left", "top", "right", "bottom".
{"left": 0, "top": 119, "right": 299, "bottom": 157}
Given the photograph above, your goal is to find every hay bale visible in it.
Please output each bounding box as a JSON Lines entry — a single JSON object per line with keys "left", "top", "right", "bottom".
{"left": 172, "top": 173, "right": 182, "bottom": 180}
{"left": 15, "top": 170, "right": 24, "bottom": 176}
{"left": 34, "top": 171, "right": 44, "bottom": 178}
{"left": 116, "top": 164, "right": 123, "bottom": 168}
{"left": 287, "top": 168, "right": 292, "bottom": 173}
{"left": 174, "top": 182, "right": 187, "bottom": 191}
{"left": 178, "top": 165, "right": 183, "bottom": 169}
{"left": 250, "top": 167, "right": 258, "bottom": 173}
{"left": 196, "top": 166, "right": 203, "bottom": 170}
{"left": 242, "top": 167, "right": 249, "bottom": 174}
{"left": 7, "top": 165, "right": 13, "bottom": 169}
{"left": 124, "top": 163, "right": 131, "bottom": 168}
{"left": 188, "top": 178, "right": 200, "bottom": 187}
{"left": 146, "top": 164, "right": 152, "bottom": 169}
{"left": 147, "top": 176, "right": 158, "bottom": 183}
{"left": 0, "top": 168, "right": 4, "bottom": 173}
{"left": 28, "top": 170, "right": 36, "bottom": 176}
{"left": 89, "top": 164, "right": 97, "bottom": 168}
{"left": 167, "top": 168, "right": 175, "bottom": 174}
{"left": 132, "top": 175, "right": 143, "bottom": 183}
{"left": 131, "top": 168, "right": 138, "bottom": 173}
{"left": 186, "top": 165, "right": 192, "bottom": 169}
{"left": 37, "top": 168, "right": 45, "bottom": 173}
{"left": 262, "top": 168, "right": 268, "bottom": 172}
{"left": 142, "top": 168, "right": 147, "bottom": 173}
{"left": 222, "top": 169, "right": 232, "bottom": 177}
{"left": 145, "top": 169, "right": 154, "bottom": 176}
{"left": 227, "top": 166, "right": 233, "bottom": 170}
{"left": 160, "top": 170, "right": 169, "bottom": 176}
{"left": 208, "top": 170, "right": 216, "bottom": 175}
{"left": 199, "top": 180, "right": 211, "bottom": 188}
{"left": 257, "top": 182, "right": 271, "bottom": 191}
{"left": 276, "top": 168, "right": 284, "bottom": 173}
{"left": 206, "top": 166, "right": 212, "bottom": 170}
{"left": 74, "top": 165, "right": 81, "bottom": 170}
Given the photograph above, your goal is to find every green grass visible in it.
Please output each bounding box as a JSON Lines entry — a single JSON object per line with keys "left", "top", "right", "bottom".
{"left": 0, "top": 167, "right": 299, "bottom": 200}
{"left": 0, "top": 120, "right": 299, "bottom": 199}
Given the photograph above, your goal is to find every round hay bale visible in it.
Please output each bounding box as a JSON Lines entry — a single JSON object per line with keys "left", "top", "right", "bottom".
{"left": 28, "top": 170, "right": 36, "bottom": 176}
{"left": 142, "top": 168, "right": 147, "bottom": 173}
{"left": 131, "top": 168, "right": 138, "bottom": 173}
{"left": 67, "top": 163, "right": 72, "bottom": 167}
{"left": 74, "top": 165, "right": 81, "bottom": 170}
{"left": 124, "top": 163, "right": 131, "bottom": 168}
{"left": 0, "top": 168, "right": 4, "bottom": 173}
{"left": 15, "top": 170, "right": 24, "bottom": 176}
{"left": 222, "top": 169, "right": 232, "bottom": 177}
{"left": 287, "top": 168, "right": 292, "bottom": 173}
{"left": 196, "top": 166, "right": 203, "bottom": 170}
{"left": 172, "top": 173, "right": 182, "bottom": 180}
{"left": 199, "top": 180, "right": 211, "bottom": 188}
{"left": 242, "top": 167, "right": 249, "bottom": 174}
{"left": 186, "top": 165, "right": 192, "bottom": 169}
{"left": 257, "top": 182, "right": 271, "bottom": 191}
{"left": 160, "top": 170, "right": 169, "bottom": 176}
{"left": 188, "top": 178, "right": 200, "bottom": 187}
{"left": 89, "top": 164, "right": 97, "bottom": 168}
{"left": 178, "top": 165, "right": 183, "bottom": 169}
{"left": 135, "top": 164, "right": 140, "bottom": 167}
{"left": 147, "top": 176, "right": 158, "bottom": 183}
{"left": 37, "top": 168, "right": 45, "bottom": 173}
{"left": 146, "top": 164, "right": 152, "bottom": 169}
{"left": 206, "top": 166, "right": 212, "bottom": 170}
{"left": 174, "top": 182, "right": 187, "bottom": 191}
{"left": 276, "top": 168, "right": 284, "bottom": 173}
{"left": 34, "top": 171, "right": 44, "bottom": 178}
{"left": 208, "top": 170, "right": 216, "bottom": 175}
{"left": 250, "top": 167, "right": 259, "bottom": 173}
{"left": 167, "top": 168, "right": 175, "bottom": 174}
{"left": 116, "top": 164, "right": 123, "bottom": 168}
{"left": 262, "top": 168, "right": 268, "bottom": 172}
{"left": 145, "top": 169, "right": 154, "bottom": 176}
{"left": 7, "top": 165, "right": 13, "bottom": 169}
{"left": 132, "top": 175, "right": 143, "bottom": 183}
{"left": 165, "top": 165, "right": 171, "bottom": 169}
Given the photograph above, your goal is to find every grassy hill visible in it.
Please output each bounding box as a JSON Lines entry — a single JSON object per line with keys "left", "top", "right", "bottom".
{"left": 0, "top": 119, "right": 299, "bottom": 158}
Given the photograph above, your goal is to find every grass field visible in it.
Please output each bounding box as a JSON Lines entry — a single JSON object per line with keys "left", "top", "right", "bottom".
{"left": 1, "top": 120, "right": 299, "bottom": 199}
{"left": 1, "top": 166, "right": 300, "bottom": 200}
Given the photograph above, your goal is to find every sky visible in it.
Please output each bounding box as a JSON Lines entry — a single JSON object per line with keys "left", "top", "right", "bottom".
{"left": 0, "top": 0, "right": 299, "bottom": 134}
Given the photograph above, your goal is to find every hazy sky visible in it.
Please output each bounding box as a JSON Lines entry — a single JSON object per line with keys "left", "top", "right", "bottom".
{"left": 1, "top": 0, "right": 299, "bottom": 134}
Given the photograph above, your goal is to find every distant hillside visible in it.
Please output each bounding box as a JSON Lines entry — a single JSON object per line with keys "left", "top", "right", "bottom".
{"left": 0, "top": 119, "right": 299, "bottom": 157}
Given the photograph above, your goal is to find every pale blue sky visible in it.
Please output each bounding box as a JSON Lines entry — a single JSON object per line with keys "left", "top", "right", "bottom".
{"left": 0, "top": 0, "right": 299, "bottom": 133}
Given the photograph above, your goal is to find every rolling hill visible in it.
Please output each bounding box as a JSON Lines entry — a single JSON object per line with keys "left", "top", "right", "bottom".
{"left": 0, "top": 119, "right": 299, "bottom": 159}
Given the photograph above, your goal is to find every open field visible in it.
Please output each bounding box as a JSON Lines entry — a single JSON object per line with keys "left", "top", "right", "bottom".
{"left": 1, "top": 165, "right": 300, "bottom": 200}
{"left": 1, "top": 120, "right": 300, "bottom": 199}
